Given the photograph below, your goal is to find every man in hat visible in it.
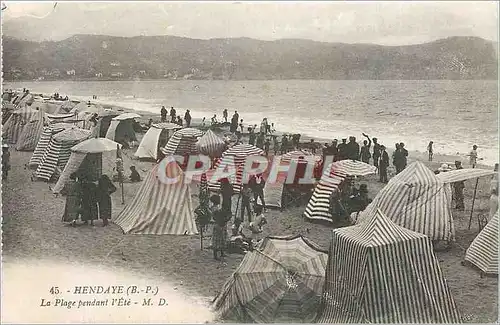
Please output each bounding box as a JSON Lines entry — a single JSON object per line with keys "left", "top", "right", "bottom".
{"left": 379, "top": 145, "right": 389, "bottom": 183}
{"left": 2, "top": 144, "right": 10, "bottom": 180}
{"left": 160, "top": 106, "right": 167, "bottom": 122}
{"left": 454, "top": 161, "right": 465, "bottom": 211}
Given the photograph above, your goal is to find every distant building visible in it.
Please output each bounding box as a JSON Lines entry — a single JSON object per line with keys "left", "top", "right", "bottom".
{"left": 66, "top": 69, "right": 76, "bottom": 76}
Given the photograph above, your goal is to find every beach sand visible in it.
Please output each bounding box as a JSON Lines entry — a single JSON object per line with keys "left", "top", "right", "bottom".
{"left": 1, "top": 105, "right": 498, "bottom": 323}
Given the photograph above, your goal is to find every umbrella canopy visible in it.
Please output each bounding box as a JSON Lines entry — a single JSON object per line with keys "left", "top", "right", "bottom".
{"left": 280, "top": 150, "right": 320, "bottom": 164}
{"left": 113, "top": 112, "right": 141, "bottom": 120}
{"left": 436, "top": 168, "right": 495, "bottom": 183}
{"left": 152, "top": 122, "right": 183, "bottom": 130}
{"left": 53, "top": 127, "right": 92, "bottom": 142}
{"left": 98, "top": 109, "right": 120, "bottom": 118}
{"left": 213, "top": 235, "right": 328, "bottom": 323}
{"left": 196, "top": 129, "right": 226, "bottom": 158}
{"left": 161, "top": 128, "right": 204, "bottom": 156}
{"left": 71, "top": 138, "right": 122, "bottom": 153}
{"left": 219, "top": 143, "right": 264, "bottom": 166}
{"left": 70, "top": 102, "right": 105, "bottom": 114}
{"left": 329, "top": 159, "right": 377, "bottom": 176}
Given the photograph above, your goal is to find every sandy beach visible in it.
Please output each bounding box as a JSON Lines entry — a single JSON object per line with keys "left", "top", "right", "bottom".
{"left": 1, "top": 100, "right": 498, "bottom": 322}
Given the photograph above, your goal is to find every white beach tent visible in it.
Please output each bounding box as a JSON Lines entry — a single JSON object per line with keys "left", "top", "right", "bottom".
{"left": 464, "top": 213, "right": 498, "bottom": 275}
{"left": 134, "top": 123, "right": 182, "bottom": 160}
{"left": 317, "top": 209, "right": 461, "bottom": 323}
{"left": 52, "top": 138, "right": 126, "bottom": 193}
{"left": 354, "top": 161, "right": 455, "bottom": 242}
{"left": 113, "top": 156, "right": 198, "bottom": 235}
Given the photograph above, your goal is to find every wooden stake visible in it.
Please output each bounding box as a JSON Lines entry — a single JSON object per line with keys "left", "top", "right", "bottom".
{"left": 468, "top": 178, "right": 480, "bottom": 230}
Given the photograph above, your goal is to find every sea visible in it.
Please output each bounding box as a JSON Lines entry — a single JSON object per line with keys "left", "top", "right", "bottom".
{"left": 4, "top": 79, "right": 499, "bottom": 166}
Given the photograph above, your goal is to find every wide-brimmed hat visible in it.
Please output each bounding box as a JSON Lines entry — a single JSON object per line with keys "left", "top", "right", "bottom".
{"left": 438, "top": 163, "right": 453, "bottom": 172}
{"left": 2, "top": 144, "right": 9, "bottom": 148}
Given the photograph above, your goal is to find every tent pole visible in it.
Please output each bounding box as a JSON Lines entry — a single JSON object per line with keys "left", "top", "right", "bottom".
{"left": 200, "top": 227, "right": 203, "bottom": 250}
{"left": 468, "top": 178, "right": 480, "bottom": 230}
{"left": 121, "top": 180, "right": 125, "bottom": 204}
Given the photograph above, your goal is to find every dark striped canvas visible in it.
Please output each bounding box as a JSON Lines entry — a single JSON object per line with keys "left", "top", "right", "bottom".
{"left": 195, "top": 129, "right": 226, "bottom": 158}
{"left": 465, "top": 213, "right": 498, "bottom": 274}
{"left": 213, "top": 235, "right": 328, "bottom": 323}
{"left": 16, "top": 110, "right": 46, "bottom": 151}
{"left": 28, "top": 124, "right": 73, "bottom": 167}
{"left": 161, "top": 128, "right": 204, "bottom": 156}
{"left": 317, "top": 209, "right": 461, "bottom": 323}
{"left": 355, "top": 161, "right": 455, "bottom": 241}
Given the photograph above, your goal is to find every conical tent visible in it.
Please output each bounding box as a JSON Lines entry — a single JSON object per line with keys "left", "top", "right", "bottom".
{"left": 52, "top": 138, "right": 124, "bottom": 193}
{"left": 213, "top": 235, "right": 328, "bottom": 323}
{"left": 355, "top": 161, "right": 454, "bottom": 241}
{"left": 303, "top": 162, "right": 347, "bottom": 222}
{"left": 28, "top": 123, "right": 74, "bottom": 168}
{"left": 317, "top": 209, "right": 461, "bottom": 323}
{"left": 135, "top": 123, "right": 182, "bottom": 160}
{"left": 16, "top": 109, "right": 46, "bottom": 151}
{"left": 34, "top": 128, "right": 91, "bottom": 181}
{"left": 2, "top": 107, "right": 40, "bottom": 144}
{"left": 195, "top": 129, "right": 226, "bottom": 158}
{"left": 465, "top": 213, "right": 498, "bottom": 275}
{"left": 113, "top": 158, "right": 198, "bottom": 235}
{"left": 161, "top": 128, "right": 204, "bottom": 156}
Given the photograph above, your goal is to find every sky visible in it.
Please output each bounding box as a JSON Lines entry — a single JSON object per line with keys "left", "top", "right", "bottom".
{"left": 2, "top": 1, "right": 498, "bottom": 45}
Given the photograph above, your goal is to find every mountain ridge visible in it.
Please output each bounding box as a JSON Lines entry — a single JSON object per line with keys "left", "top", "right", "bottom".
{"left": 3, "top": 34, "right": 498, "bottom": 81}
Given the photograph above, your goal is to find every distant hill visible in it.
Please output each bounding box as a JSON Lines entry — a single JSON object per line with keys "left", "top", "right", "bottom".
{"left": 2, "top": 34, "right": 498, "bottom": 81}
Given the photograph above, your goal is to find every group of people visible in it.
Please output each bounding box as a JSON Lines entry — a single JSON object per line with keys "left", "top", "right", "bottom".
{"left": 428, "top": 142, "right": 481, "bottom": 169}
{"left": 60, "top": 173, "right": 117, "bottom": 227}
{"left": 329, "top": 178, "right": 372, "bottom": 223}
{"left": 160, "top": 106, "right": 192, "bottom": 127}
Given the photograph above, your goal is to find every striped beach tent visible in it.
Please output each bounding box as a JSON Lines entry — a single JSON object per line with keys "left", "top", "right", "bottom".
{"left": 161, "top": 128, "right": 204, "bottom": 156}
{"left": 113, "top": 158, "right": 198, "bottom": 235}
{"left": 135, "top": 123, "right": 182, "bottom": 160}
{"left": 354, "top": 161, "right": 455, "bottom": 241}
{"left": 280, "top": 150, "right": 317, "bottom": 164}
{"left": 317, "top": 209, "right": 461, "bottom": 324}
{"left": 303, "top": 163, "right": 346, "bottom": 222}
{"left": 465, "top": 213, "right": 498, "bottom": 275}
{"left": 28, "top": 123, "right": 74, "bottom": 168}
{"left": 2, "top": 107, "right": 40, "bottom": 144}
{"left": 213, "top": 235, "right": 328, "bottom": 323}
{"left": 34, "top": 128, "right": 91, "bottom": 181}
{"left": 195, "top": 129, "right": 227, "bottom": 158}
{"left": 329, "top": 159, "right": 377, "bottom": 177}
{"left": 52, "top": 138, "right": 123, "bottom": 193}
{"left": 15, "top": 109, "right": 46, "bottom": 151}
{"left": 207, "top": 144, "right": 264, "bottom": 193}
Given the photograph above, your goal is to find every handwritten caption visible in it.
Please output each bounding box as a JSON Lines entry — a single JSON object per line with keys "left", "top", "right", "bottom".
{"left": 40, "top": 286, "right": 168, "bottom": 309}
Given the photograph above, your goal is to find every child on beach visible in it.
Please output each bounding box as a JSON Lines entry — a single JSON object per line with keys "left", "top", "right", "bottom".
{"left": 468, "top": 145, "right": 478, "bottom": 168}
{"left": 239, "top": 119, "right": 244, "bottom": 133}
{"left": 427, "top": 141, "right": 434, "bottom": 161}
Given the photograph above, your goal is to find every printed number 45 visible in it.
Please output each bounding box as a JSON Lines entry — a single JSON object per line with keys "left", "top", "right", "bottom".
{"left": 50, "top": 287, "right": 60, "bottom": 294}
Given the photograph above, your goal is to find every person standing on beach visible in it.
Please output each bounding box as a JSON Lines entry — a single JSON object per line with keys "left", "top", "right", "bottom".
{"left": 360, "top": 133, "right": 372, "bottom": 164}
{"left": 2, "top": 144, "right": 11, "bottom": 180}
{"left": 331, "top": 140, "right": 339, "bottom": 161}
{"left": 453, "top": 161, "right": 465, "bottom": 211}
{"left": 223, "top": 109, "right": 228, "bottom": 123}
{"left": 249, "top": 173, "right": 266, "bottom": 210}
{"left": 427, "top": 141, "right": 434, "bottom": 161}
{"left": 97, "top": 175, "right": 117, "bottom": 227}
{"left": 249, "top": 130, "right": 256, "bottom": 146}
{"left": 80, "top": 176, "right": 99, "bottom": 226}
{"left": 60, "top": 172, "right": 81, "bottom": 227}
{"left": 240, "top": 184, "right": 253, "bottom": 223}
{"left": 220, "top": 178, "right": 233, "bottom": 218}
{"left": 468, "top": 145, "right": 478, "bottom": 168}
{"left": 337, "top": 139, "right": 347, "bottom": 161}
{"left": 273, "top": 136, "right": 280, "bottom": 155}
{"left": 169, "top": 107, "right": 176, "bottom": 123}
{"left": 379, "top": 145, "right": 389, "bottom": 183}
{"left": 310, "top": 139, "right": 317, "bottom": 154}
{"left": 160, "top": 106, "right": 167, "bottom": 122}
{"left": 264, "top": 137, "right": 271, "bottom": 156}
{"left": 399, "top": 143, "right": 408, "bottom": 170}
{"left": 280, "top": 134, "right": 288, "bottom": 154}
{"left": 393, "top": 143, "right": 403, "bottom": 174}
{"left": 256, "top": 133, "right": 265, "bottom": 149}
{"left": 210, "top": 195, "right": 229, "bottom": 260}
{"left": 184, "top": 110, "right": 192, "bottom": 128}
{"left": 177, "top": 116, "right": 183, "bottom": 126}
{"left": 239, "top": 119, "right": 244, "bottom": 133}
{"left": 346, "top": 137, "right": 360, "bottom": 160}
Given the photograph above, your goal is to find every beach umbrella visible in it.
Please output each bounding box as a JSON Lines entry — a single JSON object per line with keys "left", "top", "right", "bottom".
{"left": 113, "top": 112, "right": 141, "bottom": 120}
{"left": 98, "top": 109, "right": 120, "bottom": 118}
{"left": 196, "top": 129, "right": 226, "bottom": 158}
{"left": 280, "top": 150, "right": 320, "bottom": 164}
{"left": 329, "top": 159, "right": 377, "bottom": 177}
{"left": 161, "top": 128, "right": 204, "bottom": 156}
{"left": 213, "top": 235, "right": 328, "bottom": 323}
{"left": 219, "top": 143, "right": 264, "bottom": 166}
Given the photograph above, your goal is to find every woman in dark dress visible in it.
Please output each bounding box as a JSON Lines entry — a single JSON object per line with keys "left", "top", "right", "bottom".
{"left": 210, "top": 195, "right": 230, "bottom": 260}
{"left": 80, "top": 176, "right": 99, "bottom": 225}
{"left": 61, "top": 173, "right": 82, "bottom": 226}
{"left": 97, "top": 175, "right": 117, "bottom": 227}
{"left": 220, "top": 178, "right": 233, "bottom": 218}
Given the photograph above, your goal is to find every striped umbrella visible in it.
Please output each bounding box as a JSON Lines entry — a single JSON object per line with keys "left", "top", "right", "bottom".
{"left": 213, "top": 235, "right": 328, "bottom": 323}
{"left": 355, "top": 161, "right": 455, "bottom": 241}
{"left": 280, "top": 150, "right": 319, "bottom": 164}
{"left": 329, "top": 159, "right": 377, "bottom": 176}
{"left": 317, "top": 209, "right": 461, "bottom": 323}
{"left": 303, "top": 162, "right": 346, "bottom": 222}
{"left": 161, "top": 128, "right": 204, "bottom": 156}
{"left": 465, "top": 213, "right": 498, "bottom": 274}
{"left": 436, "top": 168, "right": 495, "bottom": 183}
{"left": 196, "top": 129, "right": 226, "bottom": 158}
